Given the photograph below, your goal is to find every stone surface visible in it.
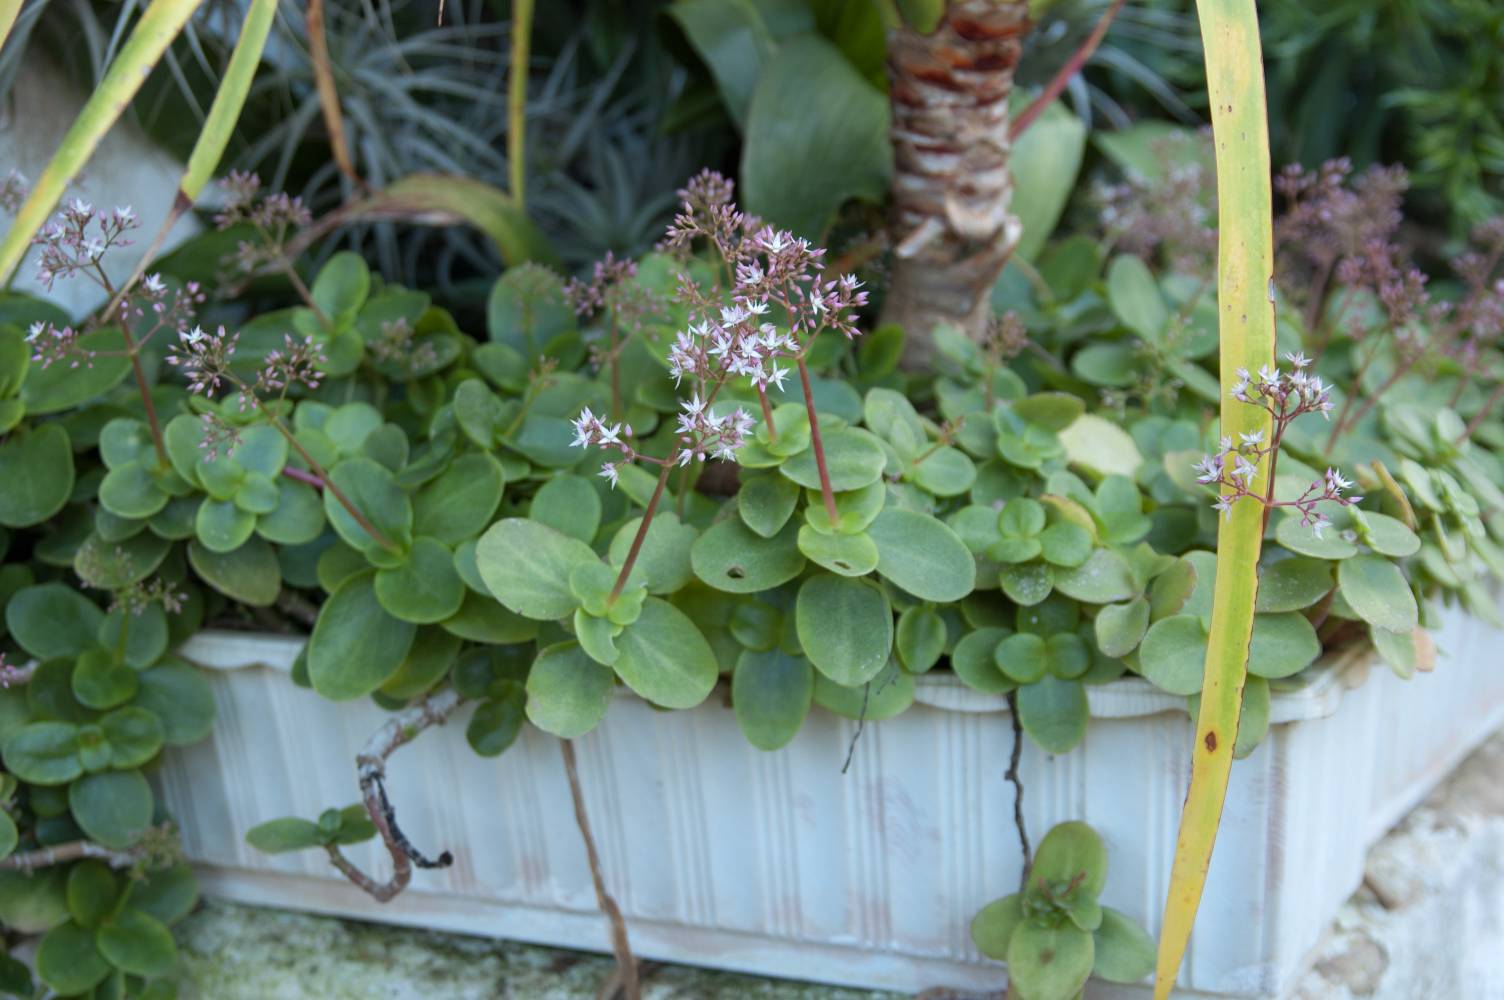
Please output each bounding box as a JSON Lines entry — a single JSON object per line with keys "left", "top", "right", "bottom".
{"left": 1290, "top": 731, "right": 1504, "bottom": 1000}
{"left": 175, "top": 900, "right": 905, "bottom": 1000}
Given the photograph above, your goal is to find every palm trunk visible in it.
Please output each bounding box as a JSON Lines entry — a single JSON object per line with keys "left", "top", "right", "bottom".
{"left": 883, "top": 0, "right": 1031, "bottom": 367}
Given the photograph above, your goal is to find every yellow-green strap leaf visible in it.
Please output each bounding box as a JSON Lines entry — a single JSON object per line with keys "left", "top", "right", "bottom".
{"left": 509, "top": 0, "right": 534, "bottom": 207}
{"left": 0, "top": 0, "right": 22, "bottom": 54}
{"left": 1153, "top": 1, "right": 1276, "bottom": 996}
{"left": 180, "top": 0, "right": 276, "bottom": 202}
{"left": 0, "top": 0, "right": 205, "bottom": 285}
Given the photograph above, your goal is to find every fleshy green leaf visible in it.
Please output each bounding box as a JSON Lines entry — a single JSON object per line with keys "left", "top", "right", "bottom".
{"left": 1093, "top": 906, "right": 1156, "bottom": 984}
{"left": 867, "top": 507, "right": 976, "bottom": 602}
{"left": 1015, "top": 676, "right": 1088, "bottom": 753}
{"left": 796, "top": 575, "right": 893, "bottom": 687}
{"left": 732, "top": 648, "right": 814, "bottom": 751}
{"left": 1338, "top": 554, "right": 1419, "bottom": 634}
{"left": 96, "top": 907, "right": 176, "bottom": 978}
{"left": 308, "top": 572, "right": 416, "bottom": 700}
{"left": 691, "top": 517, "right": 806, "bottom": 593}
{"left": 970, "top": 892, "right": 1023, "bottom": 961}
{"left": 1007, "top": 920, "right": 1094, "bottom": 1000}
{"left": 68, "top": 770, "right": 153, "bottom": 849}
{"left": 476, "top": 518, "right": 598, "bottom": 619}
{"left": 612, "top": 598, "right": 718, "bottom": 709}
{"left": 0, "top": 424, "right": 75, "bottom": 527}
{"left": 525, "top": 642, "right": 616, "bottom": 739}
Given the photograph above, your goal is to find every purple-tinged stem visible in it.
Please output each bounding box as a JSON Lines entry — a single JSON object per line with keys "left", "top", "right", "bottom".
{"left": 609, "top": 454, "right": 675, "bottom": 604}
{"left": 796, "top": 356, "right": 840, "bottom": 525}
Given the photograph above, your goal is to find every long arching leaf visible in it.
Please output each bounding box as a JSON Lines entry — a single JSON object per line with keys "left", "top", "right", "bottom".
{"left": 110, "top": 0, "right": 277, "bottom": 306}
{"left": 310, "top": 174, "right": 556, "bottom": 268}
{"left": 1152, "top": 2, "right": 1276, "bottom": 996}
{"left": 0, "top": 0, "right": 205, "bottom": 284}
{"left": 509, "top": 0, "right": 534, "bottom": 207}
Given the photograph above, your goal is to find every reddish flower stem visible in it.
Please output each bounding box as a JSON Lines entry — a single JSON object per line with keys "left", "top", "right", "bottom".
{"left": 270, "top": 418, "right": 400, "bottom": 553}
{"left": 608, "top": 454, "right": 675, "bottom": 604}
{"left": 757, "top": 386, "right": 778, "bottom": 443}
{"left": 797, "top": 356, "right": 840, "bottom": 525}
{"left": 282, "top": 465, "right": 325, "bottom": 488}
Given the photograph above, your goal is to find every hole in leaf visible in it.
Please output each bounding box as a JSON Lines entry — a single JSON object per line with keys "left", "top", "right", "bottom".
{"left": 835, "top": 561, "right": 851, "bottom": 570}
{"left": 727, "top": 566, "right": 746, "bottom": 579}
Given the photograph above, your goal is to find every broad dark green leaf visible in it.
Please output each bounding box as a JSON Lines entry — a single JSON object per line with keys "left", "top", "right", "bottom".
{"left": 525, "top": 642, "right": 616, "bottom": 739}
{"left": 866, "top": 508, "right": 976, "bottom": 602}
{"left": 476, "top": 518, "right": 598, "bottom": 619}
{"left": 68, "top": 770, "right": 153, "bottom": 849}
{"left": 796, "top": 575, "right": 893, "bottom": 686}
{"left": 613, "top": 598, "right": 718, "bottom": 709}
{"left": 0, "top": 423, "right": 75, "bottom": 527}
{"left": 308, "top": 572, "right": 416, "bottom": 700}
{"left": 732, "top": 648, "right": 813, "bottom": 751}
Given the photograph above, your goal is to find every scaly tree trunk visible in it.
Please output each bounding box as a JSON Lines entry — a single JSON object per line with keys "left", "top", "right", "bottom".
{"left": 883, "top": 0, "right": 1031, "bottom": 366}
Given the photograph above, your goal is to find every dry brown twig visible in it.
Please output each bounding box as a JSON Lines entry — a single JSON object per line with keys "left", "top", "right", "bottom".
{"left": 324, "top": 689, "right": 464, "bottom": 901}
{"left": 560, "top": 739, "right": 640, "bottom": 1000}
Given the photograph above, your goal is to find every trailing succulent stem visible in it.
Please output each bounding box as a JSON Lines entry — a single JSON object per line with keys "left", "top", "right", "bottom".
{"left": 561, "top": 740, "right": 640, "bottom": 1000}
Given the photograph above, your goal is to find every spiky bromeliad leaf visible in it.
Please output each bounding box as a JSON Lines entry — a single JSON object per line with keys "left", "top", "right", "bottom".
{"left": 1153, "top": 1, "right": 1276, "bottom": 996}
{"left": 0, "top": 0, "right": 205, "bottom": 284}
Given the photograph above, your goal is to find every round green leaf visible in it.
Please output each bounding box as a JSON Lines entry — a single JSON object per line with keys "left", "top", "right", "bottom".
{"left": 866, "top": 507, "right": 976, "bottom": 602}
{"left": 0, "top": 811, "right": 16, "bottom": 861}
{"left": 375, "top": 537, "right": 466, "bottom": 624}
{"left": 1039, "top": 521, "right": 1093, "bottom": 568}
{"left": 69, "top": 770, "right": 153, "bottom": 849}
{"left": 6, "top": 583, "right": 103, "bottom": 660}
{"left": 1095, "top": 597, "right": 1150, "bottom": 658}
{"left": 995, "top": 633, "right": 1049, "bottom": 684}
{"left": 970, "top": 893, "right": 1023, "bottom": 961}
{"left": 812, "top": 660, "right": 915, "bottom": 720}
{"left": 1052, "top": 547, "right": 1139, "bottom": 604}
{"left": 896, "top": 606, "right": 946, "bottom": 673}
{"left": 612, "top": 598, "right": 718, "bottom": 709}
{"left": 1007, "top": 920, "right": 1094, "bottom": 1000}
{"left": 66, "top": 861, "right": 119, "bottom": 929}
{"left": 100, "top": 707, "right": 164, "bottom": 769}
{"left": 737, "top": 471, "right": 801, "bottom": 538}
{"left": 308, "top": 572, "right": 417, "bottom": 700}
{"left": 311, "top": 250, "right": 371, "bottom": 325}
{"left": 35, "top": 920, "right": 111, "bottom": 995}
{"left": 1338, "top": 554, "right": 1419, "bottom": 634}
{"left": 608, "top": 512, "right": 698, "bottom": 594}
{"left": 950, "top": 628, "right": 1013, "bottom": 694}
{"left": 131, "top": 863, "right": 199, "bottom": 927}
{"left": 1138, "top": 614, "right": 1207, "bottom": 695}
{"left": 194, "top": 497, "right": 256, "bottom": 553}
{"left": 1033, "top": 820, "right": 1108, "bottom": 896}
{"left": 1356, "top": 511, "right": 1421, "bottom": 558}
{"left": 98, "top": 461, "right": 168, "bottom": 520}
{"left": 1247, "top": 612, "right": 1321, "bottom": 679}
{"left": 779, "top": 428, "right": 887, "bottom": 491}
{"left": 1255, "top": 557, "right": 1334, "bottom": 613}
{"left": 476, "top": 518, "right": 598, "bottom": 619}
{"left": 797, "top": 524, "right": 879, "bottom": 576}
{"left": 21, "top": 329, "right": 130, "bottom": 414}
{"left": 525, "top": 642, "right": 616, "bottom": 739}
{"left": 907, "top": 447, "right": 976, "bottom": 497}
{"left": 691, "top": 517, "right": 806, "bottom": 593}
{"left": 1000, "top": 497, "right": 1046, "bottom": 538}
{"left": 234, "top": 472, "right": 281, "bottom": 515}
{"left": 256, "top": 480, "right": 326, "bottom": 545}
{"left": 189, "top": 537, "right": 281, "bottom": 607}
{"left": 466, "top": 685, "right": 527, "bottom": 757}
{"left": 1093, "top": 907, "right": 1156, "bottom": 984}
{"left": 732, "top": 649, "right": 814, "bottom": 751}
{"left": 528, "top": 473, "right": 600, "bottom": 544}
{"left": 2, "top": 721, "right": 81, "bottom": 784}
{"left": 999, "top": 562, "right": 1053, "bottom": 606}
{"left": 132, "top": 661, "right": 216, "bottom": 746}
{"left": 96, "top": 605, "right": 168, "bottom": 671}
{"left": 1107, "top": 253, "right": 1168, "bottom": 339}
{"left": 324, "top": 458, "right": 412, "bottom": 554}
{"left": 1276, "top": 513, "right": 1358, "bottom": 559}
{"left": 96, "top": 907, "right": 176, "bottom": 978}
{"left": 796, "top": 575, "right": 893, "bottom": 687}
{"left": 72, "top": 649, "right": 138, "bottom": 710}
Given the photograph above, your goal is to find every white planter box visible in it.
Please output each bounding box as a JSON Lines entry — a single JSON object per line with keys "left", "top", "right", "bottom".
{"left": 157, "top": 601, "right": 1504, "bottom": 997}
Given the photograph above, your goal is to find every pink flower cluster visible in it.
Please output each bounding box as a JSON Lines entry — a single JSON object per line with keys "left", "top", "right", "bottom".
{"left": 570, "top": 396, "right": 756, "bottom": 488}
{"left": 667, "top": 301, "right": 796, "bottom": 394}
{"left": 214, "top": 171, "right": 313, "bottom": 274}
{"left": 1195, "top": 353, "right": 1360, "bottom": 533}
{"left": 32, "top": 199, "right": 138, "bottom": 290}
{"left": 1229, "top": 352, "right": 1335, "bottom": 419}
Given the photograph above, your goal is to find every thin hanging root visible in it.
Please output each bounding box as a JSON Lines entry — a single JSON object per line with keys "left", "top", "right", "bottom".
{"left": 560, "top": 739, "right": 640, "bottom": 1000}
{"left": 325, "top": 689, "right": 464, "bottom": 901}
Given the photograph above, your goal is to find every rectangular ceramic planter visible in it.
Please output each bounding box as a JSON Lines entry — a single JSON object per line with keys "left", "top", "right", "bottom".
{"left": 157, "top": 599, "right": 1504, "bottom": 997}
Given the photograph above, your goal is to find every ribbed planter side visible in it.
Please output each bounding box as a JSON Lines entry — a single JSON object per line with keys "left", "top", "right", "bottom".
{"left": 155, "top": 600, "right": 1504, "bottom": 997}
